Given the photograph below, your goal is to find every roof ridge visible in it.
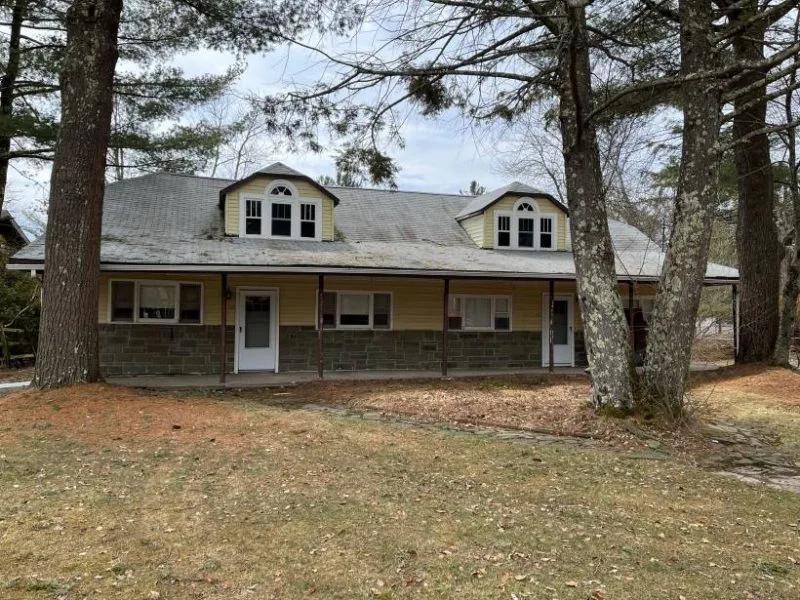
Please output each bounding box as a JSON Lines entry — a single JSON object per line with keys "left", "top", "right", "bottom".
{"left": 324, "top": 185, "right": 472, "bottom": 198}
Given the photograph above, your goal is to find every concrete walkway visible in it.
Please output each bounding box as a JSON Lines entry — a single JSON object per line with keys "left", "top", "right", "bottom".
{"left": 108, "top": 367, "right": 589, "bottom": 390}
{"left": 0, "top": 380, "right": 30, "bottom": 391}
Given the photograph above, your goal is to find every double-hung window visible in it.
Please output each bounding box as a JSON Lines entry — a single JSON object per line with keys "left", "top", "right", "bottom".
{"left": 241, "top": 181, "right": 322, "bottom": 240}
{"left": 448, "top": 295, "right": 511, "bottom": 331}
{"left": 110, "top": 280, "right": 203, "bottom": 325}
{"left": 320, "top": 291, "right": 392, "bottom": 330}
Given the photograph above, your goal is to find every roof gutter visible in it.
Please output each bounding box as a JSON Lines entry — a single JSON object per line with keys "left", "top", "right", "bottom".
{"left": 5, "top": 260, "right": 739, "bottom": 285}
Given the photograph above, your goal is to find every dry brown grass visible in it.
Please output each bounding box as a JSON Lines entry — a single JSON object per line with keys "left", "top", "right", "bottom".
{"left": 1, "top": 382, "right": 799, "bottom": 599}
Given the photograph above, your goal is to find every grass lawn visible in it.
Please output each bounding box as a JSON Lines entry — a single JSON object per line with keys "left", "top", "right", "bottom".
{"left": 1, "top": 375, "right": 799, "bottom": 599}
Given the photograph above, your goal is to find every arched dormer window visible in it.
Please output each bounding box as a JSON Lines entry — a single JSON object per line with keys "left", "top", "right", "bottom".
{"left": 241, "top": 180, "right": 321, "bottom": 241}
{"left": 494, "top": 197, "right": 556, "bottom": 251}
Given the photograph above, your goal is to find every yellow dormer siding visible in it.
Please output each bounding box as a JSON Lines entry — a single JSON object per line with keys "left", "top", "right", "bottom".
{"left": 223, "top": 177, "right": 336, "bottom": 241}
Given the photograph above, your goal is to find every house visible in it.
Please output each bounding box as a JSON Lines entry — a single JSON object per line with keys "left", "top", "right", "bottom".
{"left": 0, "top": 209, "right": 29, "bottom": 253}
{"left": 7, "top": 163, "right": 739, "bottom": 379}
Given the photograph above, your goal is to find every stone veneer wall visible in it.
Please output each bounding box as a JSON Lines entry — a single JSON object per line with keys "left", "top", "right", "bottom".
{"left": 99, "top": 324, "right": 235, "bottom": 376}
{"left": 280, "top": 326, "right": 545, "bottom": 371}
{"left": 100, "top": 324, "right": 587, "bottom": 376}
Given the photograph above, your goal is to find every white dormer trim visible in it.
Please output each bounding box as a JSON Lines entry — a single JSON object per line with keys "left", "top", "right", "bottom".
{"left": 266, "top": 179, "right": 300, "bottom": 198}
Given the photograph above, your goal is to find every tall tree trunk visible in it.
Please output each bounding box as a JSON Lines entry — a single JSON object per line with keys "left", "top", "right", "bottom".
{"left": 732, "top": 0, "right": 782, "bottom": 363}
{"left": 774, "top": 40, "right": 800, "bottom": 367}
{"left": 644, "top": 0, "right": 721, "bottom": 413}
{"left": 558, "top": 0, "right": 636, "bottom": 411}
{"left": 0, "top": 0, "right": 26, "bottom": 219}
{"left": 33, "top": 0, "right": 123, "bottom": 389}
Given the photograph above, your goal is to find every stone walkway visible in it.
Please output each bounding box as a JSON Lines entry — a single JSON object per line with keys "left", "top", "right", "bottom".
{"left": 303, "top": 404, "right": 800, "bottom": 493}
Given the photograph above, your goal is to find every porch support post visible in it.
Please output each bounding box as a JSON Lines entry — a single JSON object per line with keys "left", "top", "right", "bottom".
{"left": 219, "top": 273, "right": 228, "bottom": 384}
{"left": 441, "top": 277, "right": 449, "bottom": 377}
{"left": 318, "top": 274, "right": 325, "bottom": 379}
{"left": 732, "top": 283, "right": 739, "bottom": 361}
{"left": 628, "top": 281, "right": 635, "bottom": 341}
{"left": 548, "top": 279, "right": 555, "bottom": 373}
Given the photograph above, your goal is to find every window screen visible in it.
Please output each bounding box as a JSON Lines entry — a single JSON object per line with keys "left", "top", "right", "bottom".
{"left": 110, "top": 281, "right": 135, "bottom": 322}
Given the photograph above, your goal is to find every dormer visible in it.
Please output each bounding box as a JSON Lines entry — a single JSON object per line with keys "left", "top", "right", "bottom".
{"left": 219, "top": 162, "right": 339, "bottom": 241}
{"left": 455, "top": 182, "right": 569, "bottom": 251}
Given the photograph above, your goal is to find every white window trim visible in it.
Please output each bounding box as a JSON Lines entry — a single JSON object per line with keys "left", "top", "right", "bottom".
{"left": 448, "top": 294, "right": 512, "bottom": 332}
{"left": 315, "top": 290, "right": 394, "bottom": 331}
{"left": 493, "top": 197, "right": 558, "bottom": 251}
{"left": 239, "top": 183, "right": 323, "bottom": 242}
{"left": 108, "top": 279, "right": 204, "bottom": 325}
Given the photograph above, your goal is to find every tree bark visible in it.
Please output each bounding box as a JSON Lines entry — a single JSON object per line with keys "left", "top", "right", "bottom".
{"left": 0, "top": 0, "right": 26, "bottom": 219}
{"left": 557, "top": 0, "right": 636, "bottom": 411}
{"left": 643, "top": 0, "right": 721, "bottom": 413}
{"left": 732, "top": 0, "right": 783, "bottom": 363}
{"left": 33, "top": 0, "right": 123, "bottom": 389}
{"left": 773, "top": 41, "right": 799, "bottom": 367}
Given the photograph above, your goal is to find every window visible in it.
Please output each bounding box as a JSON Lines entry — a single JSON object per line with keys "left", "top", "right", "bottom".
{"left": 139, "top": 284, "right": 177, "bottom": 321}
{"left": 539, "top": 216, "right": 553, "bottom": 249}
{"left": 322, "top": 291, "right": 337, "bottom": 327}
{"left": 448, "top": 296, "right": 463, "bottom": 330}
{"left": 179, "top": 284, "right": 202, "bottom": 324}
{"left": 494, "top": 297, "right": 510, "bottom": 331}
{"left": 271, "top": 202, "right": 292, "bottom": 237}
{"left": 373, "top": 293, "right": 391, "bottom": 329}
{"left": 497, "top": 215, "right": 511, "bottom": 247}
{"left": 518, "top": 215, "right": 535, "bottom": 248}
{"left": 319, "top": 291, "right": 392, "bottom": 330}
{"left": 109, "top": 280, "right": 203, "bottom": 325}
{"left": 110, "top": 281, "right": 135, "bottom": 322}
{"left": 493, "top": 198, "right": 558, "bottom": 251}
{"left": 300, "top": 203, "right": 316, "bottom": 238}
{"left": 448, "top": 295, "right": 511, "bottom": 331}
{"left": 340, "top": 293, "right": 370, "bottom": 326}
{"left": 245, "top": 199, "right": 262, "bottom": 235}
{"left": 240, "top": 181, "right": 321, "bottom": 241}
{"left": 270, "top": 184, "right": 293, "bottom": 196}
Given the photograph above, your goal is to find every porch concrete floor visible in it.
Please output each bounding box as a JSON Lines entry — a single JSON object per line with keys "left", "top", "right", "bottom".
{"left": 107, "top": 367, "right": 588, "bottom": 390}
{"left": 106, "top": 361, "right": 730, "bottom": 390}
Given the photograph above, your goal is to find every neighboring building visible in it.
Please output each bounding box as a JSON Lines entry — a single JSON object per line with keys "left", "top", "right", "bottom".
{"left": 7, "top": 163, "right": 739, "bottom": 378}
{"left": 0, "top": 209, "right": 29, "bottom": 253}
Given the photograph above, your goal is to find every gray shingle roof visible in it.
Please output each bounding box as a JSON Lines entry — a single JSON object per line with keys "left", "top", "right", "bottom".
{"left": 10, "top": 172, "right": 738, "bottom": 282}
{"left": 218, "top": 162, "right": 341, "bottom": 205}
{"left": 1, "top": 208, "right": 29, "bottom": 246}
{"left": 455, "top": 181, "right": 568, "bottom": 220}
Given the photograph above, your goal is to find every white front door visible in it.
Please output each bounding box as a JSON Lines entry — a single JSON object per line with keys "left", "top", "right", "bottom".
{"left": 236, "top": 290, "right": 277, "bottom": 372}
{"left": 542, "top": 294, "right": 574, "bottom": 367}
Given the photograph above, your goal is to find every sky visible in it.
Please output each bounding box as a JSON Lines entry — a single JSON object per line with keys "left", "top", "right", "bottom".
{"left": 4, "top": 38, "right": 527, "bottom": 235}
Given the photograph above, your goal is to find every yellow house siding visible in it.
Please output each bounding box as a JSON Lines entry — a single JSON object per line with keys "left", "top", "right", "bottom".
{"left": 223, "top": 177, "right": 335, "bottom": 240}
{"left": 482, "top": 194, "right": 568, "bottom": 250}
{"left": 461, "top": 214, "right": 485, "bottom": 247}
